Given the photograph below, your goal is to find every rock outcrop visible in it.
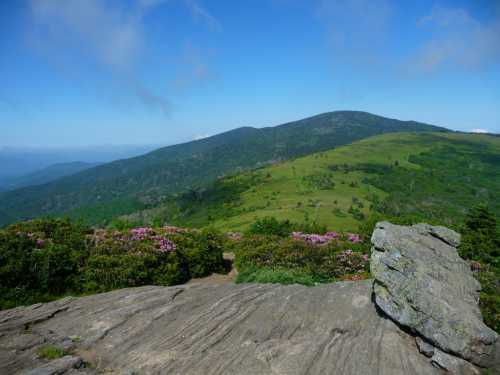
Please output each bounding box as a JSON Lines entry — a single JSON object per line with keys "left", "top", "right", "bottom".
{"left": 1, "top": 281, "right": 441, "bottom": 375}
{"left": 1, "top": 221, "right": 498, "bottom": 375}
{"left": 371, "top": 221, "right": 499, "bottom": 371}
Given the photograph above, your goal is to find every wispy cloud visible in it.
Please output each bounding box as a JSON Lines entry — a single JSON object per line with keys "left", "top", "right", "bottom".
{"left": 169, "top": 43, "right": 214, "bottom": 91}
{"left": 412, "top": 5, "right": 500, "bottom": 72}
{"left": 27, "top": 0, "right": 220, "bottom": 114}
{"left": 184, "top": 0, "right": 222, "bottom": 32}
{"left": 30, "top": 0, "right": 146, "bottom": 71}
{"left": 284, "top": 0, "right": 500, "bottom": 76}
{"left": 316, "top": 0, "right": 393, "bottom": 65}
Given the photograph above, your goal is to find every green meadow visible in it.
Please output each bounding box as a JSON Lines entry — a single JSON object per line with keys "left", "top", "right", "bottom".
{"left": 150, "top": 132, "right": 500, "bottom": 232}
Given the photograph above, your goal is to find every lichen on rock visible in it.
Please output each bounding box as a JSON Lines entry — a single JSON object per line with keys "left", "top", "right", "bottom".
{"left": 371, "top": 221, "right": 499, "bottom": 370}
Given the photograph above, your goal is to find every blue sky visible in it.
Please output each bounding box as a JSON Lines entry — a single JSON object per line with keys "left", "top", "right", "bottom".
{"left": 1, "top": 0, "right": 499, "bottom": 147}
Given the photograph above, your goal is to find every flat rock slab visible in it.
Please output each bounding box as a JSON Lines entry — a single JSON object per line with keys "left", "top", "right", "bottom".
{"left": 0, "top": 281, "right": 442, "bottom": 375}
{"left": 371, "top": 221, "right": 499, "bottom": 368}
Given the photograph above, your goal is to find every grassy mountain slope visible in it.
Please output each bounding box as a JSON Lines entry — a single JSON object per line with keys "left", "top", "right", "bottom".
{"left": 0, "top": 162, "right": 101, "bottom": 192}
{"left": 142, "top": 132, "right": 500, "bottom": 232}
{"left": 0, "top": 111, "right": 447, "bottom": 226}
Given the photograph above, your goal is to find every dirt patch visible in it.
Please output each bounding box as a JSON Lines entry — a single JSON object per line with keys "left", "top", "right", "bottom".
{"left": 187, "top": 252, "right": 238, "bottom": 285}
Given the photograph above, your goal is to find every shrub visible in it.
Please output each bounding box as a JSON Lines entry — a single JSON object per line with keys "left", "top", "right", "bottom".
{"left": 476, "top": 267, "right": 500, "bottom": 333}
{"left": 460, "top": 205, "right": 500, "bottom": 267}
{"left": 247, "top": 217, "right": 295, "bottom": 237}
{"left": 459, "top": 205, "right": 500, "bottom": 332}
{"left": 0, "top": 220, "right": 227, "bottom": 309}
{"left": 82, "top": 251, "right": 188, "bottom": 292}
{"left": 234, "top": 234, "right": 368, "bottom": 283}
{"left": 0, "top": 218, "right": 89, "bottom": 308}
{"left": 236, "top": 266, "right": 317, "bottom": 286}
{"left": 170, "top": 228, "right": 226, "bottom": 278}
{"left": 83, "top": 227, "right": 225, "bottom": 291}
{"left": 247, "top": 216, "right": 327, "bottom": 237}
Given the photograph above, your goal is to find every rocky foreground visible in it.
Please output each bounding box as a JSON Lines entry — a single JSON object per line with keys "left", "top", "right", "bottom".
{"left": 1, "top": 222, "right": 499, "bottom": 375}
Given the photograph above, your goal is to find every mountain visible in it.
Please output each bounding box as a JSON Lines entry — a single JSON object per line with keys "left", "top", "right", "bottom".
{"left": 0, "top": 162, "right": 102, "bottom": 192}
{"left": 0, "top": 144, "right": 160, "bottom": 180}
{"left": 0, "top": 111, "right": 448, "bottom": 226}
{"left": 140, "top": 132, "right": 500, "bottom": 231}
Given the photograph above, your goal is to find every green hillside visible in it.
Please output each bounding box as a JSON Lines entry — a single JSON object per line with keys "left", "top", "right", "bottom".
{"left": 0, "top": 111, "right": 447, "bottom": 226}
{"left": 138, "top": 132, "right": 500, "bottom": 232}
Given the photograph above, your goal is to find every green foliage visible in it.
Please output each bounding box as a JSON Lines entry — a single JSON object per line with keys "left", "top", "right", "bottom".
{"left": 458, "top": 205, "right": 500, "bottom": 332}
{"left": 171, "top": 229, "right": 226, "bottom": 278}
{"left": 234, "top": 234, "right": 368, "bottom": 283}
{"left": 0, "top": 219, "right": 226, "bottom": 309}
{"left": 246, "top": 216, "right": 327, "bottom": 237}
{"left": 365, "top": 143, "right": 500, "bottom": 226}
{"left": 0, "top": 218, "right": 89, "bottom": 308}
{"left": 247, "top": 217, "right": 295, "bottom": 237}
{"left": 36, "top": 345, "right": 66, "bottom": 360}
{"left": 302, "top": 172, "right": 335, "bottom": 190}
{"left": 348, "top": 206, "right": 365, "bottom": 221}
{"left": 475, "top": 267, "right": 500, "bottom": 333}
{"left": 82, "top": 251, "right": 188, "bottom": 293}
{"left": 107, "top": 218, "right": 141, "bottom": 230}
{"left": 236, "top": 266, "right": 317, "bottom": 286}
{"left": 460, "top": 205, "right": 500, "bottom": 267}
{"left": 82, "top": 228, "right": 225, "bottom": 292}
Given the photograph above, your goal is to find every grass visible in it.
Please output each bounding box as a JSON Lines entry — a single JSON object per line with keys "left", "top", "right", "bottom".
{"left": 153, "top": 132, "right": 500, "bottom": 232}
{"left": 236, "top": 267, "right": 318, "bottom": 286}
{"left": 36, "top": 345, "right": 66, "bottom": 360}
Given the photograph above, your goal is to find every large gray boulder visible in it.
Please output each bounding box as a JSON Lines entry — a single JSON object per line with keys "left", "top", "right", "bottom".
{"left": 371, "top": 221, "right": 499, "bottom": 369}
{"left": 1, "top": 282, "right": 441, "bottom": 375}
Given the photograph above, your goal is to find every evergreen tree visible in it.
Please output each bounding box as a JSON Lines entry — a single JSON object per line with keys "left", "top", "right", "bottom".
{"left": 460, "top": 205, "right": 499, "bottom": 267}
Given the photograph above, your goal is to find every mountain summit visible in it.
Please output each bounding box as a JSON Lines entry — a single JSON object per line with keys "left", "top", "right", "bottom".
{"left": 0, "top": 111, "right": 448, "bottom": 226}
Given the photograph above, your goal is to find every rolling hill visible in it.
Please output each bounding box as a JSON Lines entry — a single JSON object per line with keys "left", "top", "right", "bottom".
{"left": 135, "top": 132, "right": 500, "bottom": 232}
{"left": 0, "top": 111, "right": 447, "bottom": 226}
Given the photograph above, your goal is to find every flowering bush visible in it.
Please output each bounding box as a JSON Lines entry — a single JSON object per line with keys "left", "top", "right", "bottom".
{"left": 235, "top": 230, "right": 369, "bottom": 283}
{"left": 334, "top": 249, "right": 369, "bottom": 275}
{"left": 290, "top": 230, "right": 362, "bottom": 246}
{"left": 84, "top": 226, "right": 225, "bottom": 291}
{"left": 0, "top": 218, "right": 90, "bottom": 309}
{"left": 0, "top": 220, "right": 226, "bottom": 309}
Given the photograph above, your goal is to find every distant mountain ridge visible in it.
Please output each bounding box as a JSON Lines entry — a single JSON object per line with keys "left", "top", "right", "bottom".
{"left": 0, "top": 144, "right": 160, "bottom": 179}
{"left": 0, "top": 111, "right": 449, "bottom": 226}
{"left": 0, "top": 161, "right": 102, "bottom": 192}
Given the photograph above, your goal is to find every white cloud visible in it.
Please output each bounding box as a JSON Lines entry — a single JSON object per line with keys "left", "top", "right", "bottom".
{"left": 290, "top": 1, "right": 500, "bottom": 75}
{"left": 27, "top": 0, "right": 220, "bottom": 114}
{"left": 413, "top": 5, "right": 500, "bottom": 72}
{"left": 418, "top": 6, "right": 475, "bottom": 28}
{"left": 316, "top": 0, "right": 392, "bottom": 64}
{"left": 193, "top": 133, "right": 210, "bottom": 140}
{"left": 30, "top": 0, "right": 145, "bottom": 70}
{"left": 169, "top": 43, "right": 213, "bottom": 91}
{"left": 471, "top": 128, "right": 489, "bottom": 134}
{"left": 184, "top": 0, "right": 221, "bottom": 32}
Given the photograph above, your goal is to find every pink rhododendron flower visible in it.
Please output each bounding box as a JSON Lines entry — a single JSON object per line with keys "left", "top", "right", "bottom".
{"left": 347, "top": 233, "right": 362, "bottom": 243}
{"left": 158, "top": 238, "right": 176, "bottom": 252}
